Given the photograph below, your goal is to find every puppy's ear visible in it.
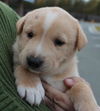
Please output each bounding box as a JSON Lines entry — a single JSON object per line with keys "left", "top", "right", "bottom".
{"left": 16, "top": 16, "right": 26, "bottom": 34}
{"left": 76, "top": 21, "right": 88, "bottom": 51}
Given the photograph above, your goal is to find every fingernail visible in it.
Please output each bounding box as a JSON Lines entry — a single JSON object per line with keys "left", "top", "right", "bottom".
{"left": 64, "top": 78, "right": 75, "bottom": 88}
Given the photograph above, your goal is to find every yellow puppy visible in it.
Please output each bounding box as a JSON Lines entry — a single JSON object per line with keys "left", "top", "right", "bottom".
{"left": 13, "top": 7, "right": 98, "bottom": 110}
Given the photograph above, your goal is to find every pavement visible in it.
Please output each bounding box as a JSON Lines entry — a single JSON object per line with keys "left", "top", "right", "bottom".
{"left": 78, "top": 21, "right": 100, "bottom": 105}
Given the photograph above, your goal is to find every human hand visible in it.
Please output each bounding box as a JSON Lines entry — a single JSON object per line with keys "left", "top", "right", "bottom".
{"left": 42, "top": 78, "right": 76, "bottom": 111}
{"left": 43, "top": 77, "right": 100, "bottom": 111}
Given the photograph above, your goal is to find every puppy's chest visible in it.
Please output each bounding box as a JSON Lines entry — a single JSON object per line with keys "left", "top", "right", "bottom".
{"left": 41, "top": 72, "right": 79, "bottom": 91}
{"left": 41, "top": 76, "right": 67, "bottom": 91}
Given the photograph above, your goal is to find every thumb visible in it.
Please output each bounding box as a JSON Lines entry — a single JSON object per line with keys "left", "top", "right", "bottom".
{"left": 64, "top": 78, "right": 75, "bottom": 89}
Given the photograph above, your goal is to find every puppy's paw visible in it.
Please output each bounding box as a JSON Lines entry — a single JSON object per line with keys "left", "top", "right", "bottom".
{"left": 17, "top": 83, "right": 45, "bottom": 105}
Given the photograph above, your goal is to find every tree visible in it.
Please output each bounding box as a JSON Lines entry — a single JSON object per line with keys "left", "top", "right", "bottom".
{"left": 83, "top": 0, "right": 99, "bottom": 15}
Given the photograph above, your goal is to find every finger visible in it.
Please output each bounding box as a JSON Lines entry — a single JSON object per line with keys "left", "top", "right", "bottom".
{"left": 53, "top": 97, "right": 74, "bottom": 111}
{"left": 44, "top": 96, "right": 74, "bottom": 111}
{"left": 43, "top": 83, "right": 64, "bottom": 98}
{"left": 44, "top": 96, "right": 55, "bottom": 111}
{"left": 54, "top": 104, "right": 65, "bottom": 111}
{"left": 64, "top": 77, "right": 88, "bottom": 89}
{"left": 43, "top": 82, "right": 70, "bottom": 102}
{"left": 43, "top": 82, "right": 73, "bottom": 110}
{"left": 43, "top": 82, "right": 60, "bottom": 93}
{"left": 44, "top": 96, "right": 65, "bottom": 111}
{"left": 64, "top": 78, "right": 75, "bottom": 89}
{"left": 45, "top": 91, "right": 73, "bottom": 110}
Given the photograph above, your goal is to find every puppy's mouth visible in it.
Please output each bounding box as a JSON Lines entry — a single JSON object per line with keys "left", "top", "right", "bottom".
{"left": 27, "top": 65, "right": 49, "bottom": 74}
{"left": 28, "top": 67, "right": 41, "bottom": 74}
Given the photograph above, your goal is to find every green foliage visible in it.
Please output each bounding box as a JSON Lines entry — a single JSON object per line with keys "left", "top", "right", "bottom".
{"left": 2, "top": 0, "right": 100, "bottom": 15}
{"left": 32, "top": 0, "right": 100, "bottom": 15}
{"left": 83, "top": 0, "right": 100, "bottom": 15}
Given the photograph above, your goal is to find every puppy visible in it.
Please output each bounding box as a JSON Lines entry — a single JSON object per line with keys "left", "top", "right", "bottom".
{"left": 13, "top": 7, "right": 98, "bottom": 110}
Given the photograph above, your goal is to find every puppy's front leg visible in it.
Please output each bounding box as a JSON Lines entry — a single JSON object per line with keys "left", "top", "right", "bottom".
{"left": 67, "top": 78, "right": 98, "bottom": 111}
{"left": 14, "top": 65, "right": 45, "bottom": 105}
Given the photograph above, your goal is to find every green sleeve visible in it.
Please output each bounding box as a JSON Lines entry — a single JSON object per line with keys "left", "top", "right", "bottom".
{"left": 0, "top": 2, "right": 50, "bottom": 111}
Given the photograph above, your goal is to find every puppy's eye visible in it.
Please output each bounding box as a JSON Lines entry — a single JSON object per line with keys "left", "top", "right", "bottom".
{"left": 54, "top": 39, "right": 65, "bottom": 46}
{"left": 27, "top": 32, "right": 34, "bottom": 38}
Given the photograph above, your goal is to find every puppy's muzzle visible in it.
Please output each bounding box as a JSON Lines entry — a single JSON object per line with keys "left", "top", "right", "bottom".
{"left": 27, "top": 56, "right": 44, "bottom": 70}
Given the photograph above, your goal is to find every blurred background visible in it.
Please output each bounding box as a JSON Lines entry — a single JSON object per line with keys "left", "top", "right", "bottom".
{"left": 1, "top": 0, "right": 100, "bottom": 105}
{"left": 1, "top": 0, "right": 100, "bottom": 22}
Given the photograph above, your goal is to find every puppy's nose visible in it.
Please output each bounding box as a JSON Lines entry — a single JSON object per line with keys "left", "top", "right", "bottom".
{"left": 27, "top": 56, "right": 43, "bottom": 69}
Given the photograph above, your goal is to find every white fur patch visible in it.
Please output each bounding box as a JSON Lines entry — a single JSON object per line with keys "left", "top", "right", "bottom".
{"left": 17, "top": 83, "right": 45, "bottom": 105}
{"left": 36, "top": 11, "right": 58, "bottom": 55}
{"left": 36, "top": 43, "right": 43, "bottom": 55}
{"left": 43, "top": 11, "right": 58, "bottom": 32}
{"left": 62, "top": 33, "right": 68, "bottom": 42}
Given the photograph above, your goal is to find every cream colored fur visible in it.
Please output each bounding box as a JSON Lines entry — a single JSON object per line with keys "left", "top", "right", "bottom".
{"left": 13, "top": 7, "right": 98, "bottom": 110}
